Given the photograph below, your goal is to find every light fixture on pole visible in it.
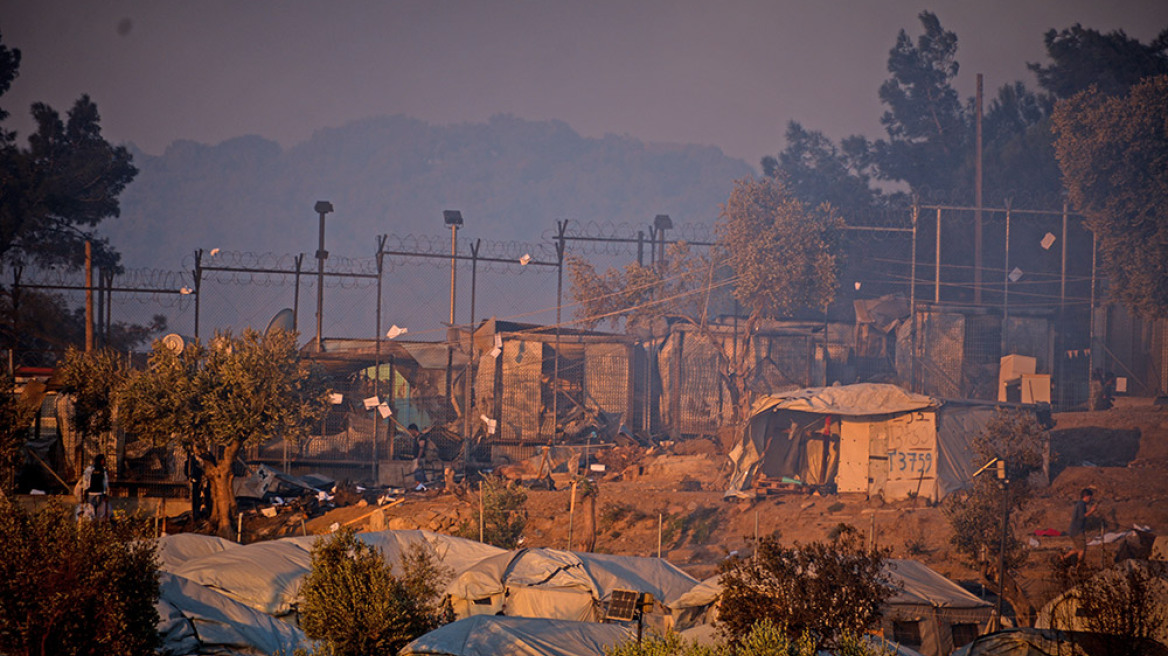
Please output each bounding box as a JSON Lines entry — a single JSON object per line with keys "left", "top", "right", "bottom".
{"left": 443, "top": 210, "right": 463, "bottom": 413}
{"left": 443, "top": 210, "right": 463, "bottom": 325}
{"left": 653, "top": 214, "right": 672, "bottom": 267}
{"left": 313, "top": 201, "right": 334, "bottom": 352}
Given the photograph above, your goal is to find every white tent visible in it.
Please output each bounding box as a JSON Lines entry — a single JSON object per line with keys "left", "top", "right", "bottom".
{"left": 666, "top": 559, "right": 991, "bottom": 656}
{"left": 156, "top": 533, "right": 239, "bottom": 572}
{"left": 173, "top": 529, "right": 506, "bottom": 616}
{"left": 446, "top": 547, "right": 699, "bottom": 623}
{"left": 879, "top": 559, "right": 994, "bottom": 656}
{"left": 156, "top": 571, "right": 308, "bottom": 656}
{"left": 1035, "top": 559, "right": 1168, "bottom": 645}
{"left": 725, "top": 384, "right": 1001, "bottom": 503}
{"left": 401, "top": 615, "right": 634, "bottom": 656}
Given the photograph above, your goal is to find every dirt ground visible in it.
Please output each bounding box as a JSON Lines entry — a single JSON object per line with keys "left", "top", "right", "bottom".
{"left": 263, "top": 396, "right": 1168, "bottom": 616}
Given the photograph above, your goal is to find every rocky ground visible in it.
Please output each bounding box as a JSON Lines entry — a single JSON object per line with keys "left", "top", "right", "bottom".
{"left": 239, "top": 396, "right": 1168, "bottom": 617}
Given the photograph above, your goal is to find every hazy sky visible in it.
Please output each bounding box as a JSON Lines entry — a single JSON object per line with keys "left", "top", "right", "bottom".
{"left": 5, "top": 1, "right": 1167, "bottom": 168}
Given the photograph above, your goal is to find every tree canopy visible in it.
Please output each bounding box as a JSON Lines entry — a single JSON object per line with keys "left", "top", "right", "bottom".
{"left": 1052, "top": 75, "right": 1168, "bottom": 318}
{"left": 0, "top": 31, "right": 136, "bottom": 270}
{"left": 120, "top": 329, "right": 329, "bottom": 534}
{"left": 717, "top": 527, "right": 895, "bottom": 650}
{"left": 569, "top": 177, "right": 843, "bottom": 423}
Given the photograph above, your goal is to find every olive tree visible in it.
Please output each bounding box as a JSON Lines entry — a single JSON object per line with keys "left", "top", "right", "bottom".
{"left": 120, "top": 329, "right": 328, "bottom": 536}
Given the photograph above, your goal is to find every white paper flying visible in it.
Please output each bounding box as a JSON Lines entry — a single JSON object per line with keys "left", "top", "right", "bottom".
{"left": 363, "top": 396, "right": 380, "bottom": 409}
{"left": 386, "top": 325, "right": 408, "bottom": 339}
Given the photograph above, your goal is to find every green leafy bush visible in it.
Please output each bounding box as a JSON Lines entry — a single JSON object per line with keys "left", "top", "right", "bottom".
{"left": 0, "top": 499, "right": 160, "bottom": 656}
{"left": 456, "top": 475, "right": 527, "bottom": 549}
{"left": 298, "top": 528, "right": 451, "bottom": 656}
{"left": 717, "top": 527, "right": 895, "bottom": 651}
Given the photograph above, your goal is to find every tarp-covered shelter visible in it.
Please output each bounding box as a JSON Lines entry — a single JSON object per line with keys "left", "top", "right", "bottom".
{"left": 880, "top": 559, "right": 994, "bottom": 656}
{"left": 156, "top": 533, "right": 239, "bottom": 572}
{"left": 667, "top": 559, "right": 990, "bottom": 656}
{"left": 446, "top": 547, "right": 699, "bottom": 623}
{"left": 726, "top": 384, "right": 951, "bottom": 501}
{"left": 951, "top": 628, "right": 1168, "bottom": 656}
{"left": 401, "top": 615, "right": 634, "bottom": 656}
{"left": 173, "top": 530, "right": 505, "bottom": 616}
{"left": 156, "top": 571, "right": 308, "bottom": 656}
{"left": 1035, "top": 560, "right": 1168, "bottom": 646}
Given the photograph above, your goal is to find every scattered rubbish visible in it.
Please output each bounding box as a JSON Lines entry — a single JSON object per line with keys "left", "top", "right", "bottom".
{"left": 260, "top": 507, "right": 278, "bottom": 518}
{"left": 30, "top": 489, "right": 46, "bottom": 495}
{"left": 328, "top": 522, "right": 340, "bottom": 533}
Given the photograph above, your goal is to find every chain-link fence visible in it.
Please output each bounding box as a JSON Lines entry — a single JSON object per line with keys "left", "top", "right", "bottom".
{"left": 4, "top": 204, "right": 1119, "bottom": 489}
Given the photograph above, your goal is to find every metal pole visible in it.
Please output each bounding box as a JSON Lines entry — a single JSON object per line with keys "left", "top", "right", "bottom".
{"left": 374, "top": 235, "right": 386, "bottom": 484}
{"left": 446, "top": 220, "right": 459, "bottom": 409}
{"left": 313, "top": 201, "right": 333, "bottom": 352}
{"left": 85, "top": 240, "right": 93, "bottom": 352}
{"left": 910, "top": 202, "right": 919, "bottom": 393}
{"left": 1060, "top": 200, "right": 1068, "bottom": 308}
{"left": 996, "top": 472, "right": 1010, "bottom": 627}
{"left": 553, "top": 220, "right": 568, "bottom": 442}
{"left": 464, "top": 240, "right": 480, "bottom": 467}
{"left": 292, "top": 254, "right": 303, "bottom": 333}
{"left": 1088, "top": 233, "right": 1097, "bottom": 395}
{"left": 975, "top": 73, "right": 984, "bottom": 306}
{"left": 1003, "top": 201, "right": 1012, "bottom": 352}
{"left": 193, "top": 249, "right": 203, "bottom": 340}
{"left": 934, "top": 207, "right": 942, "bottom": 304}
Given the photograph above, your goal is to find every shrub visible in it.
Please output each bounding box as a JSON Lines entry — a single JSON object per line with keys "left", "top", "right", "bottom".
{"left": 0, "top": 499, "right": 160, "bottom": 656}
{"left": 604, "top": 619, "right": 893, "bottom": 656}
{"left": 456, "top": 475, "right": 527, "bottom": 549}
{"left": 299, "top": 529, "right": 451, "bottom": 656}
{"left": 717, "top": 526, "right": 895, "bottom": 651}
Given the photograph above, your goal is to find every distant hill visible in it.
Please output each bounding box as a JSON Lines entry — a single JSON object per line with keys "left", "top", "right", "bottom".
{"left": 109, "top": 114, "right": 755, "bottom": 271}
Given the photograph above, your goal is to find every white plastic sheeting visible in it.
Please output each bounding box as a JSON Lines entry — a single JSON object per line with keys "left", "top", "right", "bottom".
{"left": 173, "top": 530, "right": 506, "bottom": 616}
{"left": 446, "top": 547, "right": 699, "bottom": 622}
{"left": 156, "top": 571, "right": 308, "bottom": 656}
{"left": 156, "top": 533, "right": 239, "bottom": 572}
{"left": 402, "top": 615, "right": 634, "bottom": 656}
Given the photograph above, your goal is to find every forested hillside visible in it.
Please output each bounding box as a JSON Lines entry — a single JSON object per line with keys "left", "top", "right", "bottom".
{"left": 110, "top": 114, "right": 754, "bottom": 269}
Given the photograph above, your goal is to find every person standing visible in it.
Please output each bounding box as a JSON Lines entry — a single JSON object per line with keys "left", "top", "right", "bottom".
{"left": 1064, "top": 487, "right": 1097, "bottom": 565}
{"left": 78, "top": 454, "right": 111, "bottom": 520}
{"left": 408, "top": 424, "right": 428, "bottom": 489}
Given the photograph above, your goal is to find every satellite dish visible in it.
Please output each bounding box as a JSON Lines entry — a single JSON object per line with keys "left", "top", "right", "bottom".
{"left": 265, "top": 308, "right": 295, "bottom": 336}
{"left": 161, "top": 334, "right": 194, "bottom": 354}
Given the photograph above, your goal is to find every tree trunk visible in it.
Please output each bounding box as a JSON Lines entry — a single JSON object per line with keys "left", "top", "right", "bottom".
{"left": 583, "top": 493, "right": 597, "bottom": 552}
{"left": 206, "top": 441, "right": 241, "bottom": 538}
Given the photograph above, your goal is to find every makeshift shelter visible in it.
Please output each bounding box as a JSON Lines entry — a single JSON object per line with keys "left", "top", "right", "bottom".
{"left": 156, "top": 571, "right": 308, "bottom": 656}
{"left": 156, "top": 533, "right": 239, "bottom": 572}
{"left": 951, "top": 628, "right": 1168, "bottom": 656}
{"left": 879, "top": 559, "right": 994, "bottom": 656}
{"left": 401, "top": 615, "right": 634, "bottom": 656}
{"left": 667, "top": 559, "right": 990, "bottom": 656}
{"left": 446, "top": 547, "right": 698, "bottom": 624}
{"left": 173, "top": 530, "right": 506, "bottom": 616}
{"left": 1035, "top": 559, "right": 1168, "bottom": 646}
{"left": 726, "top": 384, "right": 947, "bottom": 501}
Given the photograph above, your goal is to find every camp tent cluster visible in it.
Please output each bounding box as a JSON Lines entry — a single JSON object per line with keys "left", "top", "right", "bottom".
{"left": 151, "top": 527, "right": 1003, "bottom": 656}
